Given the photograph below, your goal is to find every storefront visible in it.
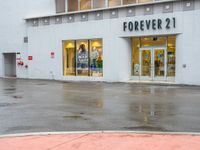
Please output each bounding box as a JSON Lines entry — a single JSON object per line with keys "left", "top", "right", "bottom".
{"left": 1, "top": 0, "right": 200, "bottom": 85}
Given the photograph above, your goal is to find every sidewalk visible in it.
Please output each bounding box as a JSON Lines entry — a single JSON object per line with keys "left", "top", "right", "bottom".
{"left": 0, "top": 132, "right": 200, "bottom": 150}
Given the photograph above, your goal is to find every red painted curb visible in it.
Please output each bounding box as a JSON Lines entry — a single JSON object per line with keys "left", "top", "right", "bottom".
{"left": 0, "top": 133, "right": 200, "bottom": 150}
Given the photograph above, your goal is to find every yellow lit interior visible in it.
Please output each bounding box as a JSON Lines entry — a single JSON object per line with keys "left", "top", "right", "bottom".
{"left": 132, "top": 36, "right": 176, "bottom": 77}
{"left": 63, "top": 39, "right": 103, "bottom": 77}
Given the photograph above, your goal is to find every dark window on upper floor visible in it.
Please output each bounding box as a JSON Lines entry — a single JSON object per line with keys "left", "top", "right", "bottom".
{"left": 55, "top": 0, "right": 66, "bottom": 13}
{"left": 123, "top": 0, "right": 137, "bottom": 5}
{"left": 68, "top": 0, "right": 79, "bottom": 12}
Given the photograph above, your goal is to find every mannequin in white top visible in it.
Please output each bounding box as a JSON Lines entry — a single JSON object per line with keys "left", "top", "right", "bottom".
{"left": 90, "top": 47, "right": 99, "bottom": 68}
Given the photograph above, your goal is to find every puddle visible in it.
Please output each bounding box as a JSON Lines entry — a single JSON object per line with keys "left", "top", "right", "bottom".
{"left": 0, "top": 103, "right": 15, "bottom": 108}
{"left": 12, "top": 96, "right": 23, "bottom": 99}
{"left": 4, "top": 88, "right": 16, "bottom": 91}
{"left": 63, "top": 115, "right": 88, "bottom": 120}
{"left": 4, "top": 126, "right": 36, "bottom": 132}
{"left": 123, "top": 126, "right": 167, "bottom": 131}
{"left": 36, "top": 83, "right": 47, "bottom": 86}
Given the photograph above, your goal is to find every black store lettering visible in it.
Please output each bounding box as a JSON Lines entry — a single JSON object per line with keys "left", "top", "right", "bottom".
{"left": 140, "top": 20, "right": 144, "bottom": 31}
{"left": 123, "top": 17, "right": 176, "bottom": 32}
{"left": 146, "top": 20, "right": 151, "bottom": 30}
{"left": 173, "top": 17, "right": 176, "bottom": 28}
{"left": 135, "top": 21, "right": 139, "bottom": 31}
{"left": 123, "top": 22, "right": 127, "bottom": 31}
{"left": 166, "top": 18, "right": 171, "bottom": 29}
{"left": 158, "top": 19, "right": 162, "bottom": 29}
{"left": 152, "top": 19, "right": 156, "bottom": 30}
{"left": 128, "top": 22, "right": 133, "bottom": 31}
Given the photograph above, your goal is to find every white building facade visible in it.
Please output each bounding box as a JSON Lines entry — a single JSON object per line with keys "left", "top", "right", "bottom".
{"left": 0, "top": 0, "right": 200, "bottom": 85}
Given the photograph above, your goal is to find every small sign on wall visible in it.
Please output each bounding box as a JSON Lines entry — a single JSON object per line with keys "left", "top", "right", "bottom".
{"left": 51, "top": 52, "right": 55, "bottom": 59}
{"left": 16, "top": 52, "right": 21, "bottom": 61}
{"left": 28, "top": 56, "right": 33, "bottom": 60}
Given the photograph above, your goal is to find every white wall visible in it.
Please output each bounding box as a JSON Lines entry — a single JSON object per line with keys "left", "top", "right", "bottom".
{"left": 26, "top": 12, "right": 181, "bottom": 82}
{"left": 0, "top": 0, "right": 55, "bottom": 77}
{"left": 26, "top": 10, "right": 200, "bottom": 84}
{"left": 176, "top": 10, "right": 200, "bottom": 85}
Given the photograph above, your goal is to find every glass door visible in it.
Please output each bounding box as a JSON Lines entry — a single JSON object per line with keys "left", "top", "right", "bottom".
{"left": 140, "top": 49, "right": 152, "bottom": 80}
{"left": 139, "top": 47, "right": 167, "bottom": 81}
{"left": 153, "top": 48, "right": 167, "bottom": 80}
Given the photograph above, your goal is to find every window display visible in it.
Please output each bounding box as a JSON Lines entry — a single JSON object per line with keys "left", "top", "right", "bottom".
{"left": 63, "top": 41, "right": 76, "bottom": 76}
{"left": 63, "top": 39, "right": 103, "bottom": 77}
{"left": 90, "top": 39, "right": 103, "bottom": 77}
{"left": 132, "top": 38, "right": 140, "bottom": 76}
{"left": 76, "top": 40, "right": 89, "bottom": 76}
{"left": 167, "top": 36, "right": 176, "bottom": 77}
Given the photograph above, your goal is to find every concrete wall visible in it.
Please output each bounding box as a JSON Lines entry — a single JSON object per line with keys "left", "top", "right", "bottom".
{"left": 0, "top": 0, "right": 55, "bottom": 78}
{"left": 26, "top": 9, "right": 200, "bottom": 84}
{"left": 175, "top": 10, "right": 200, "bottom": 85}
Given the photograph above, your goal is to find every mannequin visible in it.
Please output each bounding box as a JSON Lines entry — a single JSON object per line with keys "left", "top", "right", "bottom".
{"left": 90, "top": 46, "right": 99, "bottom": 71}
{"left": 77, "top": 44, "right": 88, "bottom": 74}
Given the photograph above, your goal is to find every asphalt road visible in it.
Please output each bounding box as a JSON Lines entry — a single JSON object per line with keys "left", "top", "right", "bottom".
{"left": 1, "top": 78, "right": 200, "bottom": 135}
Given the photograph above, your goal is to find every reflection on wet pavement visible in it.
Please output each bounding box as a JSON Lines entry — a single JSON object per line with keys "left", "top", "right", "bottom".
{"left": 1, "top": 78, "right": 200, "bottom": 134}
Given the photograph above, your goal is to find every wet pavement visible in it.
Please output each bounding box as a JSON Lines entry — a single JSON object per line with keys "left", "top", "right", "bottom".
{"left": 1, "top": 78, "right": 200, "bottom": 135}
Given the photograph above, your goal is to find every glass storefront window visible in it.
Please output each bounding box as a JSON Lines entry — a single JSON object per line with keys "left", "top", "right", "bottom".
{"left": 123, "top": 0, "right": 137, "bottom": 5}
{"left": 167, "top": 36, "right": 176, "bottom": 77}
{"left": 76, "top": 40, "right": 89, "bottom": 76}
{"left": 141, "top": 37, "right": 167, "bottom": 47}
{"left": 90, "top": 39, "right": 103, "bottom": 77}
{"left": 132, "top": 38, "right": 140, "bottom": 76}
{"left": 63, "top": 41, "right": 76, "bottom": 76}
{"left": 93, "top": 0, "right": 105, "bottom": 9}
{"left": 80, "top": 0, "right": 91, "bottom": 10}
{"left": 63, "top": 39, "right": 103, "bottom": 77}
{"left": 138, "top": 0, "right": 153, "bottom": 3}
{"left": 109, "top": 0, "right": 121, "bottom": 7}
{"left": 68, "top": 0, "right": 78, "bottom": 12}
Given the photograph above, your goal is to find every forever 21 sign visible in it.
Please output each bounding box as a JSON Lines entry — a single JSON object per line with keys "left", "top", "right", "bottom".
{"left": 123, "top": 17, "right": 176, "bottom": 32}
